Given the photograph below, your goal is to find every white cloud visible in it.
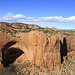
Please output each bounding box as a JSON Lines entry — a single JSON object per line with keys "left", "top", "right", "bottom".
{"left": 67, "top": 16, "right": 75, "bottom": 23}
{"left": 0, "top": 13, "right": 36, "bottom": 22}
{"left": 38, "top": 16, "right": 75, "bottom": 23}
{"left": 13, "top": 14, "right": 25, "bottom": 19}
{"left": 3, "top": 13, "right": 14, "bottom": 21}
{"left": 38, "top": 16, "right": 64, "bottom": 22}
{"left": 0, "top": 13, "right": 75, "bottom": 23}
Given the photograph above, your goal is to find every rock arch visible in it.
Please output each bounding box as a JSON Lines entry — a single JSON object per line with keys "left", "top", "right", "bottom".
{"left": 1, "top": 41, "right": 24, "bottom": 67}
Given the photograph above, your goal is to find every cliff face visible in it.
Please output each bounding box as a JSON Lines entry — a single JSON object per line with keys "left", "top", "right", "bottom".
{"left": 0, "top": 22, "right": 75, "bottom": 67}
{"left": 13, "top": 31, "right": 75, "bottom": 67}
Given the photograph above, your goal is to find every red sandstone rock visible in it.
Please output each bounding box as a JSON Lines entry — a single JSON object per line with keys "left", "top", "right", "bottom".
{"left": 0, "top": 22, "right": 75, "bottom": 67}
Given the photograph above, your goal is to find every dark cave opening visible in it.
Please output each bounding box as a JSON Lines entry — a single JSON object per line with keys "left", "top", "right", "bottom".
{"left": 1, "top": 41, "right": 24, "bottom": 67}
{"left": 60, "top": 37, "right": 68, "bottom": 63}
{"left": 2, "top": 41, "right": 16, "bottom": 61}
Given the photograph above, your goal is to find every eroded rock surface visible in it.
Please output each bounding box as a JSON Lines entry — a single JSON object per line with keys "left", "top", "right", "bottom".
{"left": 0, "top": 22, "right": 75, "bottom": 68}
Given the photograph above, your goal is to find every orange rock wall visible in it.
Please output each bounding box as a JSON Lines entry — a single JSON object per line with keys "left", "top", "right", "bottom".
{"left": 0, "top": 31, "right": 75, "bottom": 67}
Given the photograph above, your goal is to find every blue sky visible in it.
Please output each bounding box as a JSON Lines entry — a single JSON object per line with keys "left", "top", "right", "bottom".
{"left": 0, "top": 0, "right": 75, "bottom": 29}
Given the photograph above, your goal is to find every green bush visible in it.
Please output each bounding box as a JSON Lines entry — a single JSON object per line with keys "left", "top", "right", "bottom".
{"left": 64, "top": 33, "right": 70, "bottom": 36}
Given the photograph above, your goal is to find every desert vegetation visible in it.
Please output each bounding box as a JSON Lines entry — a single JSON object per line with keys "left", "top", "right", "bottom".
{"left": 0, "top": 22, "right": 75, "bottom": 37}
{"left": 0, "top": 55, "right": 75, "bottom": 75}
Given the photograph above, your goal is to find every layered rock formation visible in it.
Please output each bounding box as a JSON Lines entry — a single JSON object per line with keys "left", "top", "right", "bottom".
{"left": 0, "top": 22, "right": 75, "bottom": 67}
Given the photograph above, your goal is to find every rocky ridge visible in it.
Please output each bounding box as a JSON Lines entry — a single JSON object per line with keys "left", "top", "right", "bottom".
{"left": 0, "top": 22, "right": 75, "bottom": 68}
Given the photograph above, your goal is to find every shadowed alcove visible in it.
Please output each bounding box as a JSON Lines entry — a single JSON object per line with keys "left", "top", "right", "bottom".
{"left": 1, "top": 41, "right": 24, "bottom": 67}
{"left": 60, "top": 37, "right": 68, "bottom": 63}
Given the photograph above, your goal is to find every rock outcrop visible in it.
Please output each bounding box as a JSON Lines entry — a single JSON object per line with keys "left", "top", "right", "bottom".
{"left": 0, "top": 22, "right": 75, "bottom": 68}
